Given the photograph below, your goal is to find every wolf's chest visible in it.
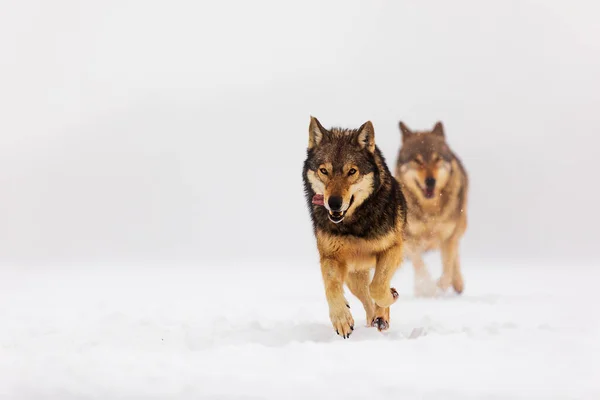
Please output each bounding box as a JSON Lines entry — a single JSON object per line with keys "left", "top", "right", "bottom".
{"left": 316, "top": 228, "right": 399, "bottom": 266}
{"left": 406, "top": 218, "right": 456, "bottom": 251}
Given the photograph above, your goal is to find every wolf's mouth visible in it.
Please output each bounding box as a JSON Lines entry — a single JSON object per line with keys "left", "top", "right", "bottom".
{"left": 415, "top": 180, "right": 435, "bottom": 199}
{"left": 327, "top": 195, "right": 355, "bottom": 224}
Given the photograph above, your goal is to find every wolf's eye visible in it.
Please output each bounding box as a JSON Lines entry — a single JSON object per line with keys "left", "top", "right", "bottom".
{"left": 319, "top": 168, "right": 328, "bottom": 175}
{"left": 348, "top": 168, "right": 357, "bottom": 176}
{"left": 413, "top": 158, "right": 423, "bottom": 166}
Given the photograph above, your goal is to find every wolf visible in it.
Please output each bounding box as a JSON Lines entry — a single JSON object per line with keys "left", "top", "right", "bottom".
{"left": 303, "top": 117, "right": 407, "bottom": 338}
{"left": 394, "top": 121, "right": 468, "bottom": 296}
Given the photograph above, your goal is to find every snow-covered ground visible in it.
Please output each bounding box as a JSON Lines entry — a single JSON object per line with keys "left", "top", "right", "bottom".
{"left": 1, "top": 261, "right": 598, "bottom": 399}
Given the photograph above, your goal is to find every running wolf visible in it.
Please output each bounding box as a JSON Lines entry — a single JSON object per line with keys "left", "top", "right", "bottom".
{"left": 303, "top": 117, "right": 407, "bottom": 338}
{"left": 395, "top": 121, "right": 468, "bottom": 296}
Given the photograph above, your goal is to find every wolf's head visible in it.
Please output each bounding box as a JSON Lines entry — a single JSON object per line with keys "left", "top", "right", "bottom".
{"left": 395, "top": 121, "right": 453, "bottom": 200}
{"left": 304, "top": 117, "right": 379, "bottom": 224}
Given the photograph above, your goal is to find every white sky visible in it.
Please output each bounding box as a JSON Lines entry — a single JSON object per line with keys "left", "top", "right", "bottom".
{"left": 0, "top": 0, "right": 598, "bottom": 266}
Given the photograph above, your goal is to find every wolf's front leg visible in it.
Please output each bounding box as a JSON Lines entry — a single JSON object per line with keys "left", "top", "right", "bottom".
{"left": 369, "top": 244, "right": 403, "bottom": 331}
{"left": 409, "top": 251, "right": 437, "bottom": 297}
{"left": 439, "top": 237, "right": 459, "bottom": 292}
{"left": 452, "top": 254, "right": 464, "bottom": 294}
{"left": 440, "top": 216, "right": 466, "bottom": 294}
{"left": 320, "top": 257, "right": 354, "bottom": 338}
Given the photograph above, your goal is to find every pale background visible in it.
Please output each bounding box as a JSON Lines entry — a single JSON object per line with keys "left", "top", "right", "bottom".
{"left": 1, "top": 0, "right": 599, "bottom": 267}
{"left": 2, "top": 2, "right": 600, "bottom": 398}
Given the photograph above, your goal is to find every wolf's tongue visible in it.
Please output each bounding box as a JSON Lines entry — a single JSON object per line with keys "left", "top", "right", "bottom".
{"left": 425, "top": 188, "right": 435, "bottom": 198}
{"left": 312, "top": 194, "right": 324, "bottom": 206}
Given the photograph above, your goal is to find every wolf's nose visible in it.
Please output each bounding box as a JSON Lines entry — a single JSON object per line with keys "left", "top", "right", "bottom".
{"left": 425, "top": 177, "right": 436, "bottom": 188}
{"left": 328, "top": 196, "right": 343, "bottom": 212}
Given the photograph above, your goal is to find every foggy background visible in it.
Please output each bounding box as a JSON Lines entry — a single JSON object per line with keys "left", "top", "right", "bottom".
{"left": 1, "top": 0, "right": 599, "bottom": 267}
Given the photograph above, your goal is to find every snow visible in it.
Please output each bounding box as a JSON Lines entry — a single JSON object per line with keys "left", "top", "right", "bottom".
{"left": 1, "top": 261, "right": 598, "bottom": 399}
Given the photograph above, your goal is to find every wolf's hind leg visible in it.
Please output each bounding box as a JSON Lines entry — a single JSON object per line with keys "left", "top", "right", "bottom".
{"left": 346, "top": 270, "right": 375, "bottom": 325}
{"left": 321, "top": 258, "right": 354, "bottom": 338}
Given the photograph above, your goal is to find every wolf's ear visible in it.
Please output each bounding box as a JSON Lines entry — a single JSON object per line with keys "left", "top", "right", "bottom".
{"left": 308, "top": 116, "right": 327, "bottom": 149}
{"left": 356, "top": 121, "right": 375, "bottom": 152}
{"left": 432, "top": 122, "right": 445, "bottom": 137}
{"left": 399, "top": 121, "right": 413, "bottom": 143}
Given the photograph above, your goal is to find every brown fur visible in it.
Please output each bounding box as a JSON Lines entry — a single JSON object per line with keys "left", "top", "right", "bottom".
{"left": 303, "top": 117, "right": 407, "bottom": 337}
{"left": 395, "top": 121, "right": 468, "bottom": 296}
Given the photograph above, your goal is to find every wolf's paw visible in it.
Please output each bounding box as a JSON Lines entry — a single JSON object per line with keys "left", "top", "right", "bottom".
{"left": 330, "top": 307, "right": 354, "bottom": 339}
{"left": 371, "top": 316, "right": 390, "bottom": 331}
{"left": 414, "top": 277, "right": 438, "bottom": 297}
{"left": 452, "top": 274, "right": 464, "bottom": 294}
{"left": 370, "top": 286, "right": 399, "bottom": 308}
{"left": 437, "top": 275, "right": 452, "bottom": 292}
{"left": 370, "top": 304, "right": 391, "bottom": 332}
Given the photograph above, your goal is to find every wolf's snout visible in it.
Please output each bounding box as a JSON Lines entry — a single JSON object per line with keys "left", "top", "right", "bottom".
{"left": 423, "top": 177, "right": 436, "bottom": 199}
{"left": 328, "top": 196, "right": 344, "bottom": 212}
{"left": 425, "top": 177, "right": 436, "bottom": 188}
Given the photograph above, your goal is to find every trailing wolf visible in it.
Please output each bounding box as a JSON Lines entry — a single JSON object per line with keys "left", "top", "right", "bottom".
{"left": 303, "top": 117, "right": 407, "bottom": 338}
{"left": 394, "top": 121, "right": 468, "bottom": 296}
